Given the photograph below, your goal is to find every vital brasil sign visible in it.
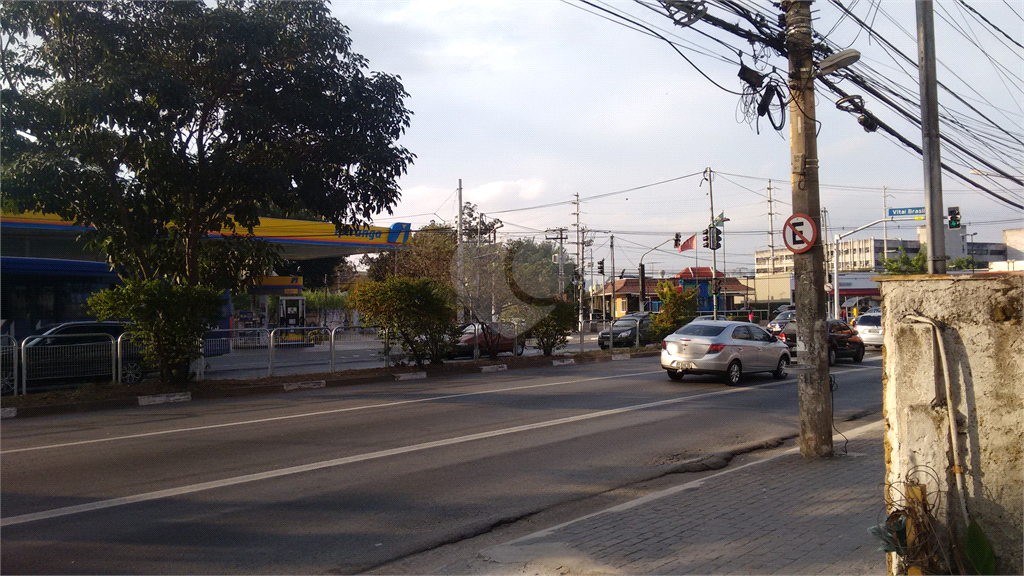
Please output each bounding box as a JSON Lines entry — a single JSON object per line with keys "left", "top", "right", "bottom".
{"left": 783, "top": 213, "right": 818, "bottom": 254}
{"left": 887, "top": 206, "right": 925, "bottom": 217}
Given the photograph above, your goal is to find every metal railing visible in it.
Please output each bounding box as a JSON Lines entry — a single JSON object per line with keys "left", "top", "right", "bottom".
{"left": 20, "top": 333, "right": 117, "bottom": 394}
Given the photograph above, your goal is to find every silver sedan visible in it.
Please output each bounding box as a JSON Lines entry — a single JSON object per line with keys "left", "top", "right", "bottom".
{"left": 852, "top": 313, "right": 883, "bottom": 348}
{"left": 661, "top": 320, "right": 791, "bottom": 385}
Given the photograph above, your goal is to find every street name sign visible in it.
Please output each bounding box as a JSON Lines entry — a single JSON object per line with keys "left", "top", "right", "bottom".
{"left": 783, "top": 213, "right": 818, "bottom": 254}
{"left": 887, "top": 207, "right": 925, "bottom": 217}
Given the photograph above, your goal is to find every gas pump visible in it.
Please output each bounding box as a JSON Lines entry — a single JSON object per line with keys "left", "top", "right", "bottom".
{"left": 277, "top": 295, "right": 307, "bottom": 344}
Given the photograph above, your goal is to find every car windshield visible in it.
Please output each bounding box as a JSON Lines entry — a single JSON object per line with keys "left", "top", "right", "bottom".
{"left": 674, "top": 324, "right": 727, "bottom": 337}
{"left": 856, "top": 315, "right": 881, "bottom": 327}
{"left": 613, "top": 319, "right": 641, "bottom": 328}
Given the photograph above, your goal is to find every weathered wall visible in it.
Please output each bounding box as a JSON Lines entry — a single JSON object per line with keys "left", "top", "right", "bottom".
{"left": 879, "top": 273, "right": 1022, "bottom": 574}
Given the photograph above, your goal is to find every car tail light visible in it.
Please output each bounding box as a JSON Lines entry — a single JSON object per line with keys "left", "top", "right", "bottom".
{"left": 707, "top": 343, "right": 725, "bottom": 353}
{"left": 778, "top": 333, "right": 787, "bottom": 342}
{"left": 662, "top": 340, "right": 667, "bottom": 349}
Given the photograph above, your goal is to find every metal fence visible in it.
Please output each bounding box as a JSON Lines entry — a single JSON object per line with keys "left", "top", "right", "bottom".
{"left": 19, "top": 333, "right": 117, "bottom": 395}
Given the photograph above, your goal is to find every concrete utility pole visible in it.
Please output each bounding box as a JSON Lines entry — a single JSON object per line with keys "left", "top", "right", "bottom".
{"left": 546, "top": 228, "right": 568, "bottom": 295}
{"left": 610, "top": 235, "right": 617, "bottom": 322}
{"left": 785, "top": 0, "right": 832, "bottom": 458}
{"left": 767, "top": 179, "right": 776, "bottom": 275}
{"left": 703, "top": 167, "right": 719, "bottom": 318}
{"left": 916, "top": 0, "right": 947, "bottom": 274}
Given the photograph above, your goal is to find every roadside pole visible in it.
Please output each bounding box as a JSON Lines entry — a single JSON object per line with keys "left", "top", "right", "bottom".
{"left": 785, "top": 0, "right": 832, "bottom": 458}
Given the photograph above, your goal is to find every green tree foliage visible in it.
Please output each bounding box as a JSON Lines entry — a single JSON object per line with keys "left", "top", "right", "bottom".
{"left": 362, "top": 223, "right": 456, "bottom": 284}
{"left": 651, "top": 281, "right": 698, "bottom": 340}
{"left": 1, "top": 0, "right": 413, "bottom": 291}
{"left": 880, "top": 245, "right": 928, "bottom": 275}
{"left": 88, "top": 280, "right": 223, "bottom": 384}
{"left": 528, "top": 300, "right": 576, "bottom": 356}
{"left": 349, "top": 277, "right": 460, "bottom": 367}
{"left": 948, "top": 256, "right": 983, "bottom": 271}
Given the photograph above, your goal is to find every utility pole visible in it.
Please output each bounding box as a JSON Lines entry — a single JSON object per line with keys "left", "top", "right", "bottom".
{"left": 768, "top": 179, "right": 776, "bottom": 275}
{"left": 457, "top": 179, "right": 464, "bottom": 324}
{"left": 882, "top": 186, "right": 889, "bottom": 261}
{"left": 917, "top": 0, "right": 946, "bottom": 274}
{"left": 610, "top": 235, "right": 617, "bottom": 322}
{"left": 572, "top": 193, "right": 585, "bottom": 350}
{"left": 546, "top": 228, "right": 568, "bottom": 295}
{"left": 785, "top": 0, "right": 832, "bottom": 458}
{"left": 703, "top": 167, "right": 719, "bottom": 318}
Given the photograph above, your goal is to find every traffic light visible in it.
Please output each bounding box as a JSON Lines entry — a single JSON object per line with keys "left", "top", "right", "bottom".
{"left": 673, "top": 232, "right": 681, "bottom": 248}
{"left": 948, "top": 206, "right": 961, "bottom": 229}
{"left": 710, "top": 227, "right": 723, "bottom": 250}
{"left": 597, "top": 259, "right": 605, "bottom": 275}
{"left": 702, "top": 227, "right": 710, "bottom": 248}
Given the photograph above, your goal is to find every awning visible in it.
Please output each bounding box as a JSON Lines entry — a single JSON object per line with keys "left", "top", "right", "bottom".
{"left": 841, "top": 297, "right": 863, "bottom": 307}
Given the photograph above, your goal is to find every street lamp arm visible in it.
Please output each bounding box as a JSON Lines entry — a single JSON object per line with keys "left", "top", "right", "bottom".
{"left": 639, "top": 239, "right": 674, "bottom": 265}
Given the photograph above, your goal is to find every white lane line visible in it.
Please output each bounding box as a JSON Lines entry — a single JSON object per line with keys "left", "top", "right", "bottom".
{"left": 1, "top": 370, "right": 662, "bottom": 455}
{"left": 0, "top": 380, "right": 780, "bottom": 527}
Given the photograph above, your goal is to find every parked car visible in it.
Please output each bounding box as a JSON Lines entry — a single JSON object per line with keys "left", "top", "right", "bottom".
{"left": 661, "top": 320, "right": 790, "bottom": 385}
{"left": 774, "top": 304, "right": 795, "bottom": 315}
{"left": 14, "top": 321, "right": 146, "bottom": 391}
{"left": 598, "top": 313, "right": 652, "bottom": 349}
{"left": 852, "top": 313, "right": 883, "bottom": 348}
{"left": 864, "top": 307, "right": 881, "bottom": 315}
{"left": 766, "top": 310, "right": 796, "bottom": 334}
{"left": 453, "top": 323, "right": 524, "bottom": 358}
{"left": 778, "top": 319, "right": 865, "bottom": 365}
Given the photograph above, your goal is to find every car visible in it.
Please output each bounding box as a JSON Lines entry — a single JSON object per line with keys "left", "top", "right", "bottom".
{"left": 13, "top": 321, "right": 146, "bottom": 391}
{"left": 766, "top": 310, "right": 796, "bottom": 334}
{"left": 777, "top": 319, "right": 865, "bottom": 366}
{"left": 852, "top": 313, "right": 883, "bottom": 348}
{"left": 598, "top": 313, "right": 652, "bottom": 349}
{"left": 864, "top": 307, "right": 881, "bottom": 315}
{"left": 453, "top": 323, "right": 524, "bottom": 358}
{"left": 661, "top": 320, "right": 790, "bottom": 385}
{"left": 774, "top": 304, "right": 795, "bottom": 315}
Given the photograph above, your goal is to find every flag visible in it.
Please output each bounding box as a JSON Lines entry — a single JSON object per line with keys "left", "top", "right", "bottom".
{"left": 678, "top": 234, "right": 696, "bottom": 252}
{"left": 712, "top": 212, "right": 726, "bottom": 226}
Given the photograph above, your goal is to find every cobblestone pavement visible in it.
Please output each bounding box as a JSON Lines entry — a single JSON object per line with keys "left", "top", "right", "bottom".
{"left": 443, "top": 420, "right": 888, "bottom": 575}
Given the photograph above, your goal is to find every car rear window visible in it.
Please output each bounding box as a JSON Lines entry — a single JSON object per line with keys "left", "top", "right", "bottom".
{"left": 675, "top": 324, "right": 727, "bottom": 337}
{"left": 856, "top": 315, "right": 881, "bottom": 326}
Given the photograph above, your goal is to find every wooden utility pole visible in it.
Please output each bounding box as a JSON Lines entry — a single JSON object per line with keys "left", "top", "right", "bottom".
{"left": 784, "top": 0, "right": 833, "bottom": 458}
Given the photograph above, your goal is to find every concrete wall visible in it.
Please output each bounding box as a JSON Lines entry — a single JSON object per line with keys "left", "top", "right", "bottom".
{"left": 1005, "top": 228, "right": 1024, "bottom": 261}
{"left": 878, "top": 273, "right": 1022, "bottom": 574}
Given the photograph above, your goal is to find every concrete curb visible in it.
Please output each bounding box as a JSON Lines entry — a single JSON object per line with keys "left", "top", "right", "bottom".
{"left": 1, "top": 349, "right": 662, "bottom": 419}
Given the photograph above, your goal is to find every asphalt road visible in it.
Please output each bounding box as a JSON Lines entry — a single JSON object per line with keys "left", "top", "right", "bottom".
{"left": 0, "top": 351, "right": 884, "bottom": 574}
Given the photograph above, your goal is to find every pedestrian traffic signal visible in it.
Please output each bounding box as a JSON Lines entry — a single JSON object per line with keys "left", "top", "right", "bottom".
{"left": 702, "top": 227, "right": 710, "bottom": 248}
{"left": 948, "top": 206, "right": 961, "bottom": 229}
{"left": 673, "top": 232, "right": 681, "bottom": 248}
{"left": 710, "top": 227, "right": 722, "bottom": 250}
{"left": 597, "top": 259, "right": 605, "bottom": 275}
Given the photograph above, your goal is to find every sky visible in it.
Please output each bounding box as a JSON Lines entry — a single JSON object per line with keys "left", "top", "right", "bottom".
{"left": 330, "top": 0, "right": 1023, "bottom": 277}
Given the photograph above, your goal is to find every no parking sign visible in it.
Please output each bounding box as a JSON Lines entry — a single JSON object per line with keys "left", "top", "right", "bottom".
{"left": 783, "top": 213, "right": 818, "bottom": 254}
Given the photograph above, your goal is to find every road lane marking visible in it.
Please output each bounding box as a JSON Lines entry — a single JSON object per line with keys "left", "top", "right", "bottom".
{"left": 1, "top": 370, "right": 662, "bottom": 454}
{"left": 0, "top": 379, "right": 784, "bottom": 527}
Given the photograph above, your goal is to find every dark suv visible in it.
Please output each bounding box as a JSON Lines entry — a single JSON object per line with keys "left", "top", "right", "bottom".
{"left": 778, "top": 319, "right": 865, "bottom": 366}
{"left": 598, "top": 313, "right": 653, "bottom": 349}
{"left": 13, "top": 321, "right": 146, "bottom": 392}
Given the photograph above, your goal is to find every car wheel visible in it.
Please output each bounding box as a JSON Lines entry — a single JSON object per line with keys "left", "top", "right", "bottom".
{"left": 828, "top": 347, "right": 837, "bottom": 367}
{"left": 773, "top": 356, "right": 789, "bottom": 379}
{"left": 122, "top": 362, "right": 144, "bottom": 384}
{"left": 853, "top": 345, "right": 865, "bottom": 363}
{"left": 725, "top": 360, "right": 742, "bottom": 385}
{"left": 667, "top": 370, "right": 684, "bottom": 381}
{"left": 1, "top": 371, "right": 15, "bottom": 395}
{"left": 517, "top": 342, "right": 525, "bottom": 356}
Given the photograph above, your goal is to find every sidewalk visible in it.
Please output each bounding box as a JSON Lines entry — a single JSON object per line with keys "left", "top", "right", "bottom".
{"left": 444, "top": 420, "right": 888, "bottom": 575}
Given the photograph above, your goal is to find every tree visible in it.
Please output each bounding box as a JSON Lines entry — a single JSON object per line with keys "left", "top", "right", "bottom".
{"left": 1, "top": 1, "right": 413, "bottom": 290}
{"left": 361, "top": 223, "right": 456, "bottom": 284}
{"left": 651, "top": 281, "right": 698, "bottom": 340}
{"left": 949, "top": 256, "right": 983, "bottom": 271}
{"left": 528, "top": 300, "right": 576, "bottom": 356}
{"left": 2, "top": 2, "right": 413, "bottom": 382}
{"left": 349, "top": 277, "right": 460, "bottom": 367}
{"left": 880, "top": 245, "right": 928, "bottom": 275}
{"left": 88, "top": 280, "right": 223, "bottom": 383}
